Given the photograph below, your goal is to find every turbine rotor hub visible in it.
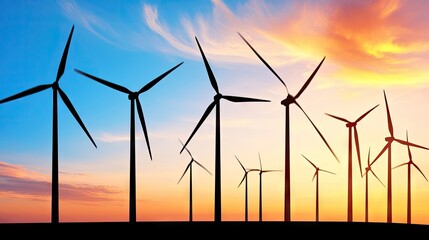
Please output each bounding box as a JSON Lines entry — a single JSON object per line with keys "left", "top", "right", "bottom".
{"left": 385, "top": 136, "right": 394, "bottom": 142}
{"left": 52, "top": 82, "right": 58, "bottom": 89}
{"left": 281, "top": 94, "right": 295, "bottom": 106}
{"left": 346, "top": 122, "right": 356, "bottom": 128}
{"left": 128, "top": 92, "right": 139, "bottom": 100}
{"left": 214, "top": 93, "right": 222, "bottom": 101}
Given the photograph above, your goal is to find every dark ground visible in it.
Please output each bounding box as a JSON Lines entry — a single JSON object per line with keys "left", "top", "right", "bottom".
{"left": 1, "top": 221, "right": 429, "bottom": 237}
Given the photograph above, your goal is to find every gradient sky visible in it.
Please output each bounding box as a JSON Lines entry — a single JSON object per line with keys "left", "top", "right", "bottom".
{"left": 1, "top": 0, "right": 429, "bottom": 224}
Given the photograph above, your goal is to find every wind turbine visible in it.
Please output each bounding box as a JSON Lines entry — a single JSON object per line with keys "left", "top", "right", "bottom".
{"left": 235, "top": 155, "right": 258, "bottom": 222}
{"left": 0, "top": 25, "right": 97, "bottom": 223}
{"left": 74, "top": 62, "right": 183, "bottom": 223}
{"left": 363, "top": 147, "right": 385, "bottom": 223}
{"left": 178, "top": 139, "right": 212, "bottom": 222}
{"left": 370, "top": 90, "right": 429, "bottom": 223}
{"left": 325, "top": 104, "right": 379, "bottom": 222}
{"left": 238, "top": 32, "right": 338, "bottom": 221}
{"left": 257, "top": 153, "right": 280, "bottom": 222}
{"left": 302, "top": 155, "right": 335, "bottom": 222}
{"left": 179, "top": 37, "right": 270, "bottom": 222}
{"left": 393, "top": 132, "right": 428, "bottom": 224}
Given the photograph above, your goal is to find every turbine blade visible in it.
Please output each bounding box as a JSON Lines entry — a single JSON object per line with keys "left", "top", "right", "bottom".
{"left": 383, "top": 90, "right": 394, "bottom": 137}
{"left": 394, "top": 138, "right": 429, "bottom": 151}
{"left": 56, "top": 25, "right": 74, "bottom": 82}
{"left": 195, "top": 37, "right": 219, "bottom": 94}
{"left": 238, "top": 174, "right": 246, "bottom": 188}
{"left": 222, "top": 95, "right": 270, "bottom": 103}
{"left": 295, "top": 56, "right": 325, "bottom": 99}
{"left": 259, "top": 152, "right": 262, "bottom": 170}
{"left": 325, "top": 113, "right": 349, "bottom": 123}
{"left": 194, "top": 160, "right": 212, "bottom": 175}
{"left": 406, "top": 131, "right": 412, "bottom": 162}
{"left": 296, "top": 102, "right": 339, "bottom": 162}
{"left": 237, "top": 32, "right": 288, "bottom": 93}
{"left": 370, "top": 170, "right": 386, "bottom": 188}
{"left": 0, "top": 84, "right": 52, "bottom": 104}
{"left": 312, "top": 171, "right": 318, "bottom": 182}
{"left": 179, "top": 138, "right": 193, "bottom": 159}
{"left": 354, "top": 126, "right": 363, "bottom": 177}
{"left": 57, "top": 87, "right": 97, "bottom": 148}
{"left": 392, "top": 162, "right": 408, "bottom": 169}
{"left": 412, "top": 162, "right": 428, "bottom": 182}
{"left": 302, "top": 154, "right": 317, "bottom": 169}
{"left": 320, "top": 169, "right": 336, "bottom": 175}
{"left": 138, "top": 62, "right": 183, "bottom": 93}
{"left": 74, "top": 69, "right": 131, "bottom": 94}
{"left": 355, "top": 104, "right": 379, "bottom": 123}
{"left": 370, "top": 142, "right": 390, "bottom": 166}
{"left": 235, "top": 155, "right": 246, "bottom": 171}
{"left": 180, "top": 100, "right": 216, "bottom": 153}
{"left": 136, "top": 98, "right": 152, "bottom": 160}
{"left": 367, "top": 147, "right": 371, "bottom": 166}
{"left": 178, "top": 163, "right": 191, "bottom": 184}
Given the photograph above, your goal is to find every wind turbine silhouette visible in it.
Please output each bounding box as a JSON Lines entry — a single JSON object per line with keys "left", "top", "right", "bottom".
{"left": 74, "top": 62, "right": 183, "bottom": 223}
{"left": 257, "top": 153, "right": 280, "bottom": 222}
{"left": 238, "top": 32, "right": 338, "bottom": 221}
{"left": 325, "top": 104, "right": 379, "bottom": 222}
{"left": 302, "top": 154, "right": 335, "bottom": 222}
{"left": 235, "top": 155, "right": 258, "bottom": 222}
{"left": 0, "top": 25, "right": 97, "bottom": 224}
{"left": 363, "top": 147, "right": 385, "bottom": 223}
{"left": 370, "top": 90, "right": 429, "bottom": 223}
{"left": 180, "top": 37, "right": 270, "bottom": 222}
{"left": 178, "top": 138, "right": 212, "bottom": 222}
{"left": 393, "top": 131, "right": 428, "bottom": 224}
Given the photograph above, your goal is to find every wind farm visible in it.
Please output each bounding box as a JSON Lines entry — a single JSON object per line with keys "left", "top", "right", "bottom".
{"left": 2, "top": 0, "right": 429, "bottom": 235}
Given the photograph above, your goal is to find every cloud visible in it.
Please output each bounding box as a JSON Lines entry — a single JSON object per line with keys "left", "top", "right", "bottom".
{"left": 0, "top": 161, "right": 122, "bottom": 202}
{"left": 141, "top": 0, "right": 429, "bottom": 85}
{"left": 60, "top": 0, "right": 429, "bottom": 86}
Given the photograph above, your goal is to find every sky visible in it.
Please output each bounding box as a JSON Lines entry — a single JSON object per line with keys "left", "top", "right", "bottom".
{"left": 1, "top": 0, "right": 429, "bottom": 224}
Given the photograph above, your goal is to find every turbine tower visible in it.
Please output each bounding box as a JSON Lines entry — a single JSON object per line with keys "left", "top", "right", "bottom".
{"left": 326, "top": 104, "right": 378, "bottom": 221}
{"left": 0, "top": 25, "right": 97, "bottom": 223}
{"left": 180, "top": 37, "right": 270, "bottom": 222}
{"left": 75, "top": 62, "right": 183, "bottom": 223}
{"left": 239, "top": 32, "right": 338, "bottom": 221}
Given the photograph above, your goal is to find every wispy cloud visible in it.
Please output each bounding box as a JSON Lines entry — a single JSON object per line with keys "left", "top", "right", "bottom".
{"left": 141, "top": 0, "right": 429, "bottom": 85}
{"left": 0, "top": 162, "right": 122, "bottom": 202}
{"left": 60, "top": 0, "right": 429, "bottom": 86}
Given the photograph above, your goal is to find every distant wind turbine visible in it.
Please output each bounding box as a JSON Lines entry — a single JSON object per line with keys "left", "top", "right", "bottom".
{"left": 239, "top": 32, "right": 338, "bottom": 222}
{"left": 326, "top": 104, "right": 378, "bottom": 222}
{"left": 180, "top": 37, "right": 270, "bottom": 222}
{"left": 178, "top": 139, "right": 212, "bottom": 222}
{"left": 393, "top": 131, "right": 428, "bottom": 224}
{"left": 257, "top": 153, "right": 280, "bottom": 222}
{"left": 74, "top": 62, "right": 183, "bottom": 223}
{"left": 0, "top": 25, "right": 97, "bottom": 223}
{"left": 235, "top": 155, "right": 258, "bottom": 222}
{"left": 302, "top": 155, "right": 335, "bottom": 222}
{"left": 370, "top": 90, "right": 429, "bottom": 223}
{"left": 363, "top": 147, "right": 385, "bottom": 223}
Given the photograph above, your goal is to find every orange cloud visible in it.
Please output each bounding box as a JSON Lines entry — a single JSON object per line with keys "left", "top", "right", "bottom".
{"left": 267, "top": 0, "right": 429, "bottom": 85}
{"left": 0, "top": 161, "right": 122, "bottom": 202}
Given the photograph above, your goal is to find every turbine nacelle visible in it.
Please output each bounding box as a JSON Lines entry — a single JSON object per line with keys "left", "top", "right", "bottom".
{"left": 346, "top": 122, "right": 356, "bottom": 128}
{"left": 385, "top": 136, "right": 394, "bottom": 142}
{"left": 281, "top": 94, "right": 296, "bottom": 106}
{"left": 214, "top": 93, "right": 223, "bottom": 101}
{"left": 52, "top": 82, "right": 59, "bottom": 89}
{"left": 128, "top": 92, "right": 139, "bottom": 100}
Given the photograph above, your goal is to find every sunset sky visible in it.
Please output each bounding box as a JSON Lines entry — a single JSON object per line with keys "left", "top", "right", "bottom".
{"left": 1, "top": 0, "right": 429, "bottom": 224}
